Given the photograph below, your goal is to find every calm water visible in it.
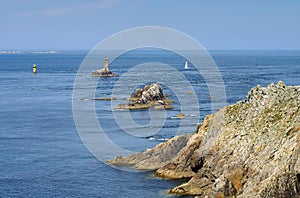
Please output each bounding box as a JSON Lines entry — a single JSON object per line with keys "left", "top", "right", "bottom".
{"left": 0, "top": 50, "right": 300, "bottom": 197}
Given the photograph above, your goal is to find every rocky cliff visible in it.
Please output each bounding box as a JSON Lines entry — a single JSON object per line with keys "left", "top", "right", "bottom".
{"left": 108, "top": 81, "right": 300, "bottom": 197}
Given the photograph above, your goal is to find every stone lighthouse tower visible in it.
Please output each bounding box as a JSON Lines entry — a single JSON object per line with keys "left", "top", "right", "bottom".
{"left": 103, "top": 56, "right": 109, "bottom": 72}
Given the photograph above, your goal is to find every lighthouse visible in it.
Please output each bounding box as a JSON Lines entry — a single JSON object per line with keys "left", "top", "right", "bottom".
{"left": 91, "top": 56, "right": 118, "bottom": 77}
{"left": 103, "top": 56, "right": 109, "bottom": 72}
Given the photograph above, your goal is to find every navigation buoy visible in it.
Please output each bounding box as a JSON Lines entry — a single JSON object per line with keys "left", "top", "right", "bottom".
{"left": 33, "top": 64, "right": 37, "bottom": 73}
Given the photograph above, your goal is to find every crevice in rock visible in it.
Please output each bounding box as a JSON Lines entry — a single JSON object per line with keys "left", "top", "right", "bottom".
{"left": 191, "top": 156, "right": 204, "bottom": 173}
{"left": 296, "top": 173, "right": 300, "bottom": 193}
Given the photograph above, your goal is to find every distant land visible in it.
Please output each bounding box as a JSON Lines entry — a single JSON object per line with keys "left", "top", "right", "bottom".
{"left": 1, "top": 49, "right": 300, "bottom": 54}
{"left": 0, "top": 49, "right": 59, "bottom": 54}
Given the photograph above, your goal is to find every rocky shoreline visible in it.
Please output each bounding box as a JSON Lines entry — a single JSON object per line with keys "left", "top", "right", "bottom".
{"left": 108, "top": 81, "right": 300, "bottom": 197}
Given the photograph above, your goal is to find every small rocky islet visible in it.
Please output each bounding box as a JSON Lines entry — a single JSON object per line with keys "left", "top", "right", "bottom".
{"left": 115, "top": 83, "right": 174, "bottom": 110}
{"left": 108, "top": 81, "right": 300, "bottom": 197}
{"left": 92, "top": 57, "right": 118, "bottom": 77}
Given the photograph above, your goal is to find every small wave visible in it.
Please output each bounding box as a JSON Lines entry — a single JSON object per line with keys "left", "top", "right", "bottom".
{"left": 146, "top": 136, "right": 169, "bottom": 142}
{"left": 189, "top": 114, "right": 197, "bottom": 117}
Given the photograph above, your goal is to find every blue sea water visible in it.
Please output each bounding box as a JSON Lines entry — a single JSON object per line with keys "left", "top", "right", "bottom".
{"left": 0, "top": 50, "right": 300, "bottom": 197}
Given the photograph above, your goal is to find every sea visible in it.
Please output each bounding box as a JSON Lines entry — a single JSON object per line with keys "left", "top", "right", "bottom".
{"left": 0, "top": 49, "right": 300, "bottom": 197}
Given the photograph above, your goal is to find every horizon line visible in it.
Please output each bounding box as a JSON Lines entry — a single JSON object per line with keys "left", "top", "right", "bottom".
{"left": 1, "top": 48, "right": 300, "bottom": 51}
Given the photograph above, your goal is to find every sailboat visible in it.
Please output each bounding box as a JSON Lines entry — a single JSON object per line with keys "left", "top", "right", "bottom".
{"left": 184, "top": 61, "right": 189, "bottom": 69}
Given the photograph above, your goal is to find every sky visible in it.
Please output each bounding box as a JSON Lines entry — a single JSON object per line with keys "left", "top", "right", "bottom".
{"left": 1, "top": 0, "right": 300, "bottom": 50}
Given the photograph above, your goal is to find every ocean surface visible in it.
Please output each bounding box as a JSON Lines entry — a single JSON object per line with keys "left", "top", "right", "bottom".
{"left": 1, "top": 49, "right": 300, "bottom": 197}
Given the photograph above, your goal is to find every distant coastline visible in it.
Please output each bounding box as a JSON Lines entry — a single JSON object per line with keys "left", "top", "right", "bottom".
{"left": 1, "top": 49, "right": 300, "bottom": 54}
{"left": 0, "top": 49, "right": 59, "bottom": 54}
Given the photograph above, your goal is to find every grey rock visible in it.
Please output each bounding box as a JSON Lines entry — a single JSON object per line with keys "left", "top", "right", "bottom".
{"left": 115, "top": 83, "right": 173, "bottom": 110}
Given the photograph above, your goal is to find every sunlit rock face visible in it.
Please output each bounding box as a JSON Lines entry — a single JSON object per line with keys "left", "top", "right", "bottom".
{"left": 109, "top": 81, "right": 300, "bottom": 197}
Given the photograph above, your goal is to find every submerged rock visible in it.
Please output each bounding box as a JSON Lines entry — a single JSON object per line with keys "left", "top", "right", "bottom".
{"left": 92, "top": 97, "right": 118, "bottom": 100}
{"left": 109, "top": 81, "right": 300, "bottom": 197}
{"left": 176, "top": 112, "right": 185, "bottom": 118}
{"left": 115, "top": 83, "right": 174, "bottom": 110}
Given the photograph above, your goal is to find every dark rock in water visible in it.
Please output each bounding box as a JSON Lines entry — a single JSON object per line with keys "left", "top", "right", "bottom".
{"left": 109, "top": 81, "right": 300, "bottom": 197}
{"left": 115, "top": 83, "right": 174, "bottom": 110}
{"left": 92, "top": 70, "right": 118, "bottom": 77}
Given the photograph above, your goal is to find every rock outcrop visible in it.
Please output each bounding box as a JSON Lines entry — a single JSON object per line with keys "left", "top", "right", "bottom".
{"left": 107, "top": 135, "right": 191, "bottom": 170}
{"left": 108, "top": 81, "right": 300, "bottom": 197}
{"left": 115, "top": 83, "right": 174, "bottom": 110}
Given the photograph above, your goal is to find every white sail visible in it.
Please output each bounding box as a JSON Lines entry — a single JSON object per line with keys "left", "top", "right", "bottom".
{"left": 184, "top": 61, "right": 189, "bottom": 69}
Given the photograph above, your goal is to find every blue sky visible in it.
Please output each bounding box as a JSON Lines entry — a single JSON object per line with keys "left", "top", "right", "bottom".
{"left": 1, "top": 0, "right": 299, "bottom": 50}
